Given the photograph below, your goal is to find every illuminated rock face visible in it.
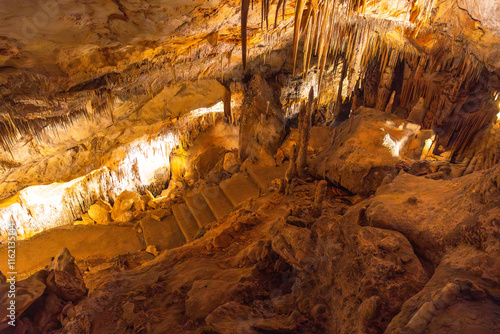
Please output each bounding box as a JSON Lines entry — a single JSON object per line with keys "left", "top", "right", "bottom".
{"left": 0, "top": 80, "right": 228, "bottom": 240}
{"left": 0, "top": 1, "right": 499, "bottom": 333}
{"left": 312, "top": 108, "right": 420, "bottom": 195}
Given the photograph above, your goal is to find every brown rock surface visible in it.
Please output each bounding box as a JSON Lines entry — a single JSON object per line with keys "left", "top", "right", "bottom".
{"left": 87, "top": 199, "right": 112, "bottom": 225}
{"left": 111, "top": 190, "right": 143, "bottom": 223}
{"left": 312, "top": 107, "right": 419, "bottom": 195}
{"left": 0, "top": 271, "right": 47, "bottom": 331}
{"left": 0, "top": 249, "right": 88, "bottom": 333}
{"left": 239, "top": 74, "right": 286, "bottom": 163}
{"left": 0, "top": 1, "right": 499, "bottom": 333}
{"left": 45, "top": 248, "right": 88, "bottom": 302}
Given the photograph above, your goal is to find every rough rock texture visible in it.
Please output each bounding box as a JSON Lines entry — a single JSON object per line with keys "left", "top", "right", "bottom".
{"left": 346, "top": 165, "right": 500, "bottom": 333}
{"left": 0, "top": 79, "right": 229, "bottom": 240}
{"left": 110, "top": 190, "right": 143, "bottom": 223}
{"left": 0, "top": 1, "right": 499, "bottom": 333}
{"left": 0, "top": 248, "right": 87, "bottom": 333}
{"left": 348, "top": 166, "right": 500, "bottom": 266}
{"left": 45, "top": 248, "right": 88, "bottom": 302}
{"left": 312, "top": 107, "right": 419, "bottom": 195}
{"left": 46, "top": 177, "right": 433, "bottom": 334}
{"left": 0, "top": 142, "right": 498, "bottom": 333}
{"left": 223, "top": 151, "right": 241, "bottom": 174}
{"left": 386, "top": 247, "right": 500, "bottom": 334}
{"left": 239, "top": 74, "right": 286, "bottom": 164}
{"left": 0, "top": 271, "right": 47, "bottom": 332}
{"left": 280, "top": 126, "right": 333, "bottom": 159}
{"left": 87, "top": 200, "right": 112, "bottom": 225}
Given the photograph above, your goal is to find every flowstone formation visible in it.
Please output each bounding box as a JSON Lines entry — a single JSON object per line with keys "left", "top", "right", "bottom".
{"left": 0, "top": 0, "right": 499, "bottom": 333}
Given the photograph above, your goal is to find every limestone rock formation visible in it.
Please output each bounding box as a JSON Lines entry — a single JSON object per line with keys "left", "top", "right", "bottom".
{"left": 46, "top": 248, "right": 88, "bottom": 302}
{"left": 0, "top": 248, "right": 87, "bottom": 333}
{"left": 0, "top": 0, "right": 499, "bottom": 333}
{"left": 111, "top": 190, "right": 143, "bottom": 223}
{"left": 0, "top": 271, "right": 47, "bottom": 332}
{"left": 223, "top": 151, "right": 241, "bottom": 174}
{"left": 280, "top": 126, "right": 333, "bottom": 159}
{"left": 312, "top": 107, "right": 419, "bottom": 195}
{"left": 87, "top": 200, "right": 112, "bottom": 225}
{"left": 239, "top": 74, "right": 286, "bottom": 165}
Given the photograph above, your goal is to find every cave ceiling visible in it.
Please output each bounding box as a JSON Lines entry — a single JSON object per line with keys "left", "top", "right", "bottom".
{"left": 0, "top": 0, "right": 498, "bottom": 154}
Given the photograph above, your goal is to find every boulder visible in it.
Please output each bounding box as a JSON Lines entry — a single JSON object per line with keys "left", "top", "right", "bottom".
{"left": 79, "top": 213, "right": 95, "bottom": 225}
{"left": 311, "top": 108, "right": 419, "bottom": 195}
{"left": 145, "top": 245, "right": 159, "bottom": 257}
{"left": 344, "top": 165, "right": 500, "bottom": 266}
{"left": 45, "top": 248, "right": 87, "bottom": 302}
{"left": 111, "top": 190, "right": 143, "bottom": 223}
{"left": 87, "top": 199, "right": 112, "bottom": 225}
{"left": 0, "top": 249, "right": 87, "bottom": 331}
{"left": 223, "top": 151, "right": 241, "bottom": 174}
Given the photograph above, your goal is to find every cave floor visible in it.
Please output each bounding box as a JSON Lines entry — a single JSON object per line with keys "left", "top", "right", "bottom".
{"left": 0, "top": 225, "right": 143, "bottom": 278}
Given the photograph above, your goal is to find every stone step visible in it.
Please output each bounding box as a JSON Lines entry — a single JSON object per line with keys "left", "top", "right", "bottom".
{"left": 219, "top": 172, "right": 260, "bottom": 207}
{"left": 201, "top": 185, "right": 233, "bottom": 220}
{"left": 184, "top": 192, "right": 216, "bottom": 229}
{"left": 140, "top": 215, "right": 186, "bottom": 251}
{"left": 172, "top": 203, "right": 200, "bottom": 242}
{"left": 247, "top": 164, "right": 288, "bottom": 191}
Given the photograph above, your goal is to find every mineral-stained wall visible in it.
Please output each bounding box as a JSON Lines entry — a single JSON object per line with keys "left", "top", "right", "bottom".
{"left": 0, "top": 80, "right": 228, "bottom": 240}
{"left": 0, "top": 0, "right": 499, "bottom": 333}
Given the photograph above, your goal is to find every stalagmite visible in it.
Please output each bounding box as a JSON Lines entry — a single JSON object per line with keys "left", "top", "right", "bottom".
{"left": 408, "top": 97, "right": 426, "bottom": 124}
{"left": 313, "top": 180, "right": 327, "bottom": 217}
{"left": 297, "top": 88, "right": 314, "bottom": 176}
{"left": 385, "top": 91, "right": 396, "bottom": 113}
{"left": 0, "top": 1, "right": 500, "bottom": 333}
{"left": 333, "top": 60, "right": 347, "bottom": 120}
{"left": 285, "top": 144, "right": 297, "bottom": 195}
{"left": 376, "top": 50, "right": 398, "bottom": 111}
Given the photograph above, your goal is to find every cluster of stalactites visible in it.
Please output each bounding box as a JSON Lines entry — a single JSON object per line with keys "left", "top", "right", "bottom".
{"left": 240, "top": 0, "right": 436, "bottom": 74}
{"left": 0, "top": 89, "right": 116, "bottom": 153}
{"left": 241, "top": 0, "right": 496, "bottom": 161}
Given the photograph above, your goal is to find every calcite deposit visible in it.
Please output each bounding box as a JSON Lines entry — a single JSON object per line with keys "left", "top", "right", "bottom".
{"left": 0, "top": 0, "right": 499, "bottom": 333}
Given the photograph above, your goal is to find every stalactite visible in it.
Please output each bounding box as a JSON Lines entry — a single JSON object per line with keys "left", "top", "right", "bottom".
{"left": 274, "top": 0, "right": 287, "bottom": 28}
{"left": 223, "top": 89, "right": 232, "bottom": 123}
{"left": 333, "top": 59, "right": 347, "bottom": 120}
{"left": 241, "top": 0, "right": 250, "bottom": 70}
{"left": 0, "top": 106, "right": 225, "bottom": 239}
{"left": 449, "top": 104, "right": 497, "bottom": 158}
{"left": 376, "top": 50, "right": 399, "bottom": 110}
